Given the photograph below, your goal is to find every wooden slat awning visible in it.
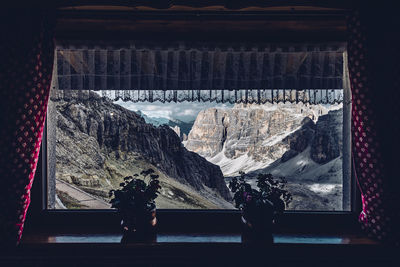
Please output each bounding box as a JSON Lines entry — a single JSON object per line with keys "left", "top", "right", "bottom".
{"left": 53, "top": 40, "right": 345, "bottom": 104}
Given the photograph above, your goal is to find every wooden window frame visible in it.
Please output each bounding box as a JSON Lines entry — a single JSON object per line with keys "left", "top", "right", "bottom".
{"left": 25, "top": 4, "right": 361, "bottom": 236}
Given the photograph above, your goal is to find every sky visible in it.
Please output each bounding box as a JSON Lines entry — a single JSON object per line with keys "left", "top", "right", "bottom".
{"left": 114, "top": 100, "right": 233, "bottom": 122}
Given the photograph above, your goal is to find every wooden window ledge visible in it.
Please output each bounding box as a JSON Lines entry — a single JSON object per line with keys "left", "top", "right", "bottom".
{"left": 1, "top": 232, "right": 396, "bottom": 266}
{"left": 20, "top": 232, "right": 376, "bottom": 245}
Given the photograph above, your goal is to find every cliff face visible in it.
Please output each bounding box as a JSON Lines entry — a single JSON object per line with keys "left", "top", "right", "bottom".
{"left": 261, "top": 109, "right": 344, "bottom": 210}
{"left": 184, "top": 103, "right": 344, "bottom": 211}
{"left": 54, "top": 93, "right": 232, "bottom": 209}
{"left": 185, "top": 103, "right": 332, "bottom": 175}
{"left": 311, "top": 109, "right": 343, "bottom": 164}
{"left": 281, "top": 109, "right": 343, "bottom": 164}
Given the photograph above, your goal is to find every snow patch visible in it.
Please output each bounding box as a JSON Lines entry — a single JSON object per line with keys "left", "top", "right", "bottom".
{"left": 308, "top": 184, "right": 337, "bottom": 194}
{"left": 207, "top": 147, "right": 272, "bottom": 176}
{"left": 261, "top": 124, "right": 302, "bottom": 147}
{"left": 259, "top": 148, "right": 342, "bottom": 186}
{"left": 55, "top": 195, "right": 67, "bottom": 209}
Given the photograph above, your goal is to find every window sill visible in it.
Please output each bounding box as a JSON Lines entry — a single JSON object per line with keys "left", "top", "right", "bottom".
{"left": 21, "top": 232, "right": 377, "bottom": 245}
{"left": 2, "top": 232, "right": 395, "bottom": 266}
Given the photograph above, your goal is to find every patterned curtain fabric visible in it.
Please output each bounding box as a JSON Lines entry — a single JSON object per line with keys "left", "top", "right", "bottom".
{"left": 347, "top": 8, "right": 400, "bottom": 243}
{"left": 53, "top": 41, "right": 345, "bottom": 104}
{"left": 0, "top": 10, "right": 54, "bottom": 245}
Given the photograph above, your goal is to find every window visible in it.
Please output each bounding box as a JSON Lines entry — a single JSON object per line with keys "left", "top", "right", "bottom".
{"left": 44, "top": 41, "right": 352, "bottom": 212}
{"left": 29, "top": 5, "right": 359, "bottom": 235}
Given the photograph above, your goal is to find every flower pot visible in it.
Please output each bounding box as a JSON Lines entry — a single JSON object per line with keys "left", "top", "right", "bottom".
{"left": 120, "top": 208, "right": 157, "bottom": 243}
{"left": 241, "top": 216, "right": 273, "bottom": 244}
{"left": 241, "top": 206, "right": 274, "bottom": 244}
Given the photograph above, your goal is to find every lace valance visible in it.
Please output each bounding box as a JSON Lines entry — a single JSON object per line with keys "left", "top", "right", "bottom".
{"left": 53, "top": 41, "right": 346, "bottom": 104}
{"left": 51, "top": 89, "right": 343, "bottom": 104}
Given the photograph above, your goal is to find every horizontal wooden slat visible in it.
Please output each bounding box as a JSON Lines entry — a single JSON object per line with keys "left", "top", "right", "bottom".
{"left": 56, "top": 17, "right": 347, "bottom": 43}
{"left": 53, "top": 0, "right": 357, "bottom": 9}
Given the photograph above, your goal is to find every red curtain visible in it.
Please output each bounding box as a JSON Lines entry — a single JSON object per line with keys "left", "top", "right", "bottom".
{"left": 347, "top": 7, "right": 400, "bottom": 243}
{"left": 0, "top": 10, "right": 54, "bottom": 245}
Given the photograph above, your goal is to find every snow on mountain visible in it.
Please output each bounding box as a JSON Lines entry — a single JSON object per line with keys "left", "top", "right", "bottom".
{"left": 185, "top": 102, "right": 344, "bottom": 210}
{"left": 244, "top": 147, "right": 343, "bottom": 210}
{"left": 185, "top": 102, "right": 341, "bottom": 176}
{"left": 207, "top": 146, "right": 273, "bottom": 177}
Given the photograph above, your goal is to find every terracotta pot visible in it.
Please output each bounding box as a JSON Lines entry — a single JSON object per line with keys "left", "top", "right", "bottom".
{"left": 120, "top": 208, "right": 157, "bottom": 243}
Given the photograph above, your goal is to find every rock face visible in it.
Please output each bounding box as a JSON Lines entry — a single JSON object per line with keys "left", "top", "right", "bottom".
{"left": 311, "top": 109, "right": 343, "bottom": 164}
{"left": 280, "top": 109, "right": 343, "bottom": 163}
{"left": 185, "top": 103, "right": 332, "bottom": 175}
{"left": 185, "top": 103, "right": 344, "bottom": 211}
{"left": 256, "top": 109, "right": 344, "bottom": 210}
{"left": 171, "top": 125, "right": 181, "bottom": 139}
{"left": 53, "top": 93, "right": 231, "bottom": 209}
{"left": 280, "top": 117, "right": 316, "bottom": 162}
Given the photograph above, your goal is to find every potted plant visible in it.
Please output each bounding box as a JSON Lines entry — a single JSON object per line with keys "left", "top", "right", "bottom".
{"left": 109, "top": 168, "right": 161, "bottom": 242}
{"left": 228, "top": 171, "right": 292, "bottom": 243}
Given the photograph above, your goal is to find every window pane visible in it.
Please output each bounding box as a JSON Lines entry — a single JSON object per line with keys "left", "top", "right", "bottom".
{"left": 47, "top": 90, "right": 350, "bottom": 211}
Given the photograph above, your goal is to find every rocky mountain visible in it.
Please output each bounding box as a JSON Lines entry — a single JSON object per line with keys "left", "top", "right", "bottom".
{"left": 279, "top": 108, "right": 343, "bottom": 164}
{"left": 135, "top": 110, "right": 194, "bottom": 140}
{"left": 185, "top": 103, "right": 344, "bottom": 210}
{"left": 185, "top": 103, "right": 333, "bottom": 176}
{"left": 52, "top": 93, "right": 344, "bottom": 211}
{"left": 254, "top": 109, "right": 344, "bottom": 210}
{"left": 168, "top": 119, "right": 195, "bottom": 138}
{"left": 52, "top": 93, "right": 232, "bottom": 209}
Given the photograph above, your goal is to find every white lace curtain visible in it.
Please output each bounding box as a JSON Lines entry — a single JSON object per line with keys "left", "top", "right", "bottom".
{"left": 53, "top": 41, "right": 346, "bottom": 104}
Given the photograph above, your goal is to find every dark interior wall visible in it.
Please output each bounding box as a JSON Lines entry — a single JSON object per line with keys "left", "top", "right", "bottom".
{"left": 2, "top": 1, "right": 400, "bottom": 266}
{"left": 360, "top": 3, "right": 400, "bottom": 212}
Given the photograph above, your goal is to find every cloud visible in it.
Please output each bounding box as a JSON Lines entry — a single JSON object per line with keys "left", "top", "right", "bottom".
{"left": 114, "top": 100, "right": 233, "bottom": 122}
{"left": 180, "top": 109, "right": 197, "bottom": 116}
